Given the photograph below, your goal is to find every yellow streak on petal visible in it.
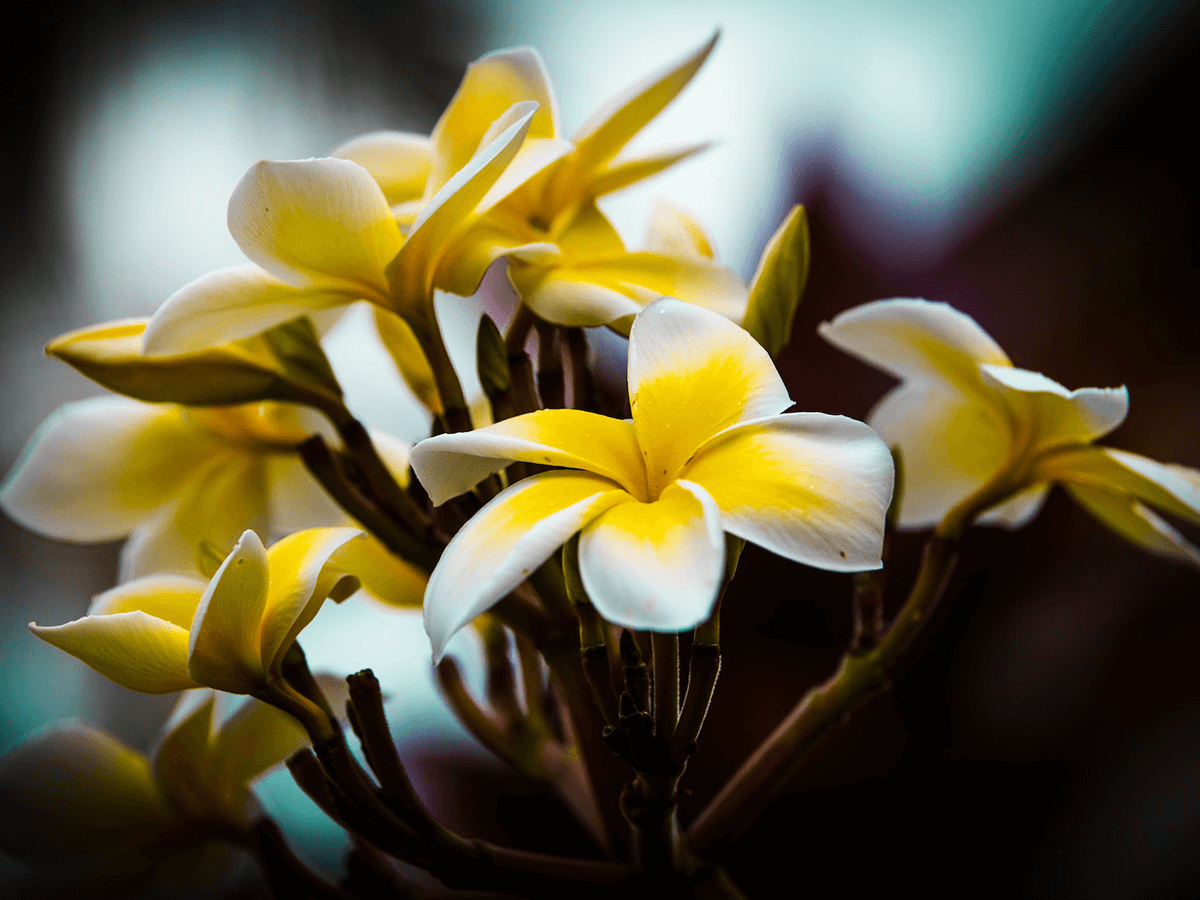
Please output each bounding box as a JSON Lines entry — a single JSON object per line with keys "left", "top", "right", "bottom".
{"left": 228, "top": 158, "right": 401, "bottom": 298}
{"left": 628, "top": 299, "right": 790, "bottom": 498}
{"left": 332, "top": 131, "right": 432, "bottom": 205}
{"left": 31, "top": 612, "right": 197, "bottom": 695}
{"left": 681, "top": 414, "right": 892, "bottom": 571}
{"left": 88, "top": 576, "right": 207, "bottom": 628}
{"left": 259, "top": 527, "right": 365, "bottom": 674}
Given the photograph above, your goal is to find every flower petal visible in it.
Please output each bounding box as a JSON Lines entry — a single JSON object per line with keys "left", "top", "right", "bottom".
{"left": 1, "top": 397, "right": 212, "bottom": 542}
{"left": 210, "top": 697, "right": 308, "bottom": 792}
{"left": 585, "top": 142, "right": 711, "bottom": 199}
{"left": 390, "top": 104, "right": 536, "bottom": 312}
{"left": 0, "top": 725, "right": 171, "bottom": 870}
{"left": 153, "top": 694, "right": 219, "bottom": 819}
{"left": 227, "top": 158, "right": 401, "bottom": 296}
{"left": 742, "top": 206, "right": 809, "bottom": 357}
{"left": 818, "top": 298, "right": 1011, "bottom": 397}
{"left": 645, "top": 201, "right": 716, "bottom": 259}
{"left": 30, "top": 611, "right": 197, "bottom": 694}
{"left": 143, "top": 264, "right": 356, "bottom": 355}
{"left": 974, "top": 482, "right": 1051, "bottom": 529}
{"left": 1037, "top": 446, "right": 1200, "bottom": 526}
{"left": 428, "top": 48, "right": 559, "bottom": 196}
{"left": 628, "top": 298, "right": 791, "bottom": 497}
{"left": 187, "top": 530, "right": 271, "bottom": 694}
{"left": 424, "top": 470, "right": 630, "bottom": 660}
{"left": 411, "top": 409, "right": 646, "bottom": 504}
{"left": 1066, "top": 483, "right": 1200, "bottom": 568}
{"left": 569, "top": 32, "right": 717, "bottom": 174}
{"left": 681, "top": 413, "right": 893, "bottom": 571}
{"left": 867, "top": 382, "right": 1011, "bottom": 528}
{"left": 331, "top": 131, "right": 432, "bottom": 205}
{"left": 331, "top": 535, "right": 427, "bottom": 608}
{"left": 979, "top": 364, "right": 1129, "bottom": 448}
{"left": 120, "top": 455, "right": 270, "bottom": 580}
{"left": 258, "top": 527, "right": 365, "bottom": 674}
{"left": 88, "top": 575, "right": 208, "bottom": 627}
{"left": 372, "top": 306, "right": 443, "bottom": 414}
{"left": 579, "top": 480, "right": 724, "bottom": 631}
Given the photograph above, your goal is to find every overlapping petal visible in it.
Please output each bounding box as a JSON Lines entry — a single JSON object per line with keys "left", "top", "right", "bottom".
{"left": 1066, "top": 483, "right": 1200, "bottom": 566}
{"left": 980, "top": 365, "right": 1128, "bottom": 449}
{"left": 0, "top": 398, "right": 214, "bottom": 542}
{"left": 425, "top": 471, "right": 631, "bottom": 660}
{"left": 818, "top": 299, "right": 1011, "bottom": 398}
{"left": 228, "top": 157, "right": 402, "bottom": 295}
{"left": 1037, "top": 446, "right": 1200, "bottom": 526}
{"left": 427, "top": 48, "right": 559, "bottom": 197}
{"left": 579, "top": 481, "right": 724, "bottom": 630}
{"left": 258, "top": 527, "right": 364, "bottom": 672}
{"left": 144, "top": 264, "right": 356, "bottom": 355}
{"left": 331, "top": 131, "right": 432, "bottom": 206}
{"left": 411, "top": 409, "right": 647, "bottom": 503}
{"left": 867, "top": 382, "right": 1011, "bottom": 528}
{"left": 628, "top": 297, "right": 791, "bottom": 496}
{"left": 187, "top": 530, "right": 271, "bottom": 694}
{"left": 681, "top": 414, "right": 893, "bottom": 571}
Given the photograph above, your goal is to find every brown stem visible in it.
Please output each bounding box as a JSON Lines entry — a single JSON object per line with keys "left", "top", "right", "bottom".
{"left": 565, "top": 327, "right": 599, "bottom": 412}
{"left": 536, "top": 321, "right": 565, "bottom": 409}
{"left": 652, "top": 633, "right": 680, "bottom": 740}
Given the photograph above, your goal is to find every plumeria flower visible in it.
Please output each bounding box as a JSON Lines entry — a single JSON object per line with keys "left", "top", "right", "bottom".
{"left": 30, "top": 528, "right": 363, "bottom": 696}
{"left": 410, "top": 298, "right": 894, "bottom": 658}
{"left": 141, "top": 103, "right": 539, "bottom": 358}
{"left": 0, "top": 691, "right": 306, "bottom": 887}
{"left": 335, "top": 38, "right": 751, "bottom": 332}
{"left": 1, "top": 324, "right": 424, "bottom": 602}
{"left": 819, "top": 299, "right": 1200, "bottom": 563}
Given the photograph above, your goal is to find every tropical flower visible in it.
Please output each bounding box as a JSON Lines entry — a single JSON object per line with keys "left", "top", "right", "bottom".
{"left": 410, "top": 298, "right": 894, "bottom": 658}
{"left": 0, "top": 691, "right": 306, "bottom": 886}
{"left": 819, "top": 299, "right": 1200, "bottom": 563}
{"left": 334, "top": 37, "right": 759, "bottom": 333}
{"left": 30, "top": 528, "right": 363, "bottom": 696}
{"left": 1, "top": 323, "right": 424, "bottom": 603}
{"left": 141, "top": 104, "right": 539, "bottom": 358}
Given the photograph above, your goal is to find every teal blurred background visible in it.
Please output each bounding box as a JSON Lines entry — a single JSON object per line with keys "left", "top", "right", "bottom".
{"left": 1, "top": 1, "right": 1197, "bottom": 896}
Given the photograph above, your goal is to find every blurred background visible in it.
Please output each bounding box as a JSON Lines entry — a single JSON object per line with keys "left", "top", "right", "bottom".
{"left": 1, "top": 0, "right": 1197, "bottom": 896}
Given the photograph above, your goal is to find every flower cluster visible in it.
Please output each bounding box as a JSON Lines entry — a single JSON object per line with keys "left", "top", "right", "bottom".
{"left": 0, "top": 33, "right": 1196, "bottom": 899}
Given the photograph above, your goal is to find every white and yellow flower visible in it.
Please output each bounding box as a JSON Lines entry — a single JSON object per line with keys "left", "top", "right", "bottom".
{"left": 819, "top": 298, "right": 1200, "bottom": 563}
{"left": 411, "top": 298, "right": 894, "bottom": 658}
{"left": 0, "top": 691, "right": 305, "bottom": 882}
{"left": 141, "top": 104, "right": 539, "bottom": 360}
{"left": 30, "top": 528, "right": 362, "bottom": 695}
{"left": 335, "top": 37, "right": 762, "bottom": 333}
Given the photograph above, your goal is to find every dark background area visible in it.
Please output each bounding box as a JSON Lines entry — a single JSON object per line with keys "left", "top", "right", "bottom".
{"left": 1, "top": 2, "right": 1198, "bottom": 897}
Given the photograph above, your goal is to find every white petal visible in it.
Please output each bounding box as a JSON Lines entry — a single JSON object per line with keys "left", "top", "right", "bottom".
{"left": 868, "top": 382, "right": 1011, "bottom": 529}
{"left": 410, "top": 409, "right": 646, "bottom": 504}
{"left": 1, "top": 398, "right": 210, "bottom": 543}
{"left": 1067, "top": 483, "right": 1200, "bottom": 568}
{"left": 1038, "top": 446, "right": 1200, "bottom": 525}
{"left": 579, "top": 480, "right": 724, "bottom": 631}
{"left": 818, "top": 298, "right": 1011, "bottom": 396}
{"left": 980, "top": 364, "right": 1128, "bottom": 447}
{"left": 681, "top": 413, "right": 893, "bottom": 570}
{"left": 143, "top": 264, "right": 356, "bottom": 355}
{"left": 975, "top": 483, "right": 1051, "bottom": 529}
{"left": 424, "top": 471, "right": 630, "bottom": 661}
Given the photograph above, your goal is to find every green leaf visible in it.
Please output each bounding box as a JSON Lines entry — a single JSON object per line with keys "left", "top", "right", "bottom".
{"left": 741, "top": 206, "right": 810, "bottom": 356}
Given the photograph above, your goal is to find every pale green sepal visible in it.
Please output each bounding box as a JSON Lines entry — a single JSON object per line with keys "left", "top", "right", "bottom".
{"left": 741, "top": 206, "right": 809, "bottom": 356}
